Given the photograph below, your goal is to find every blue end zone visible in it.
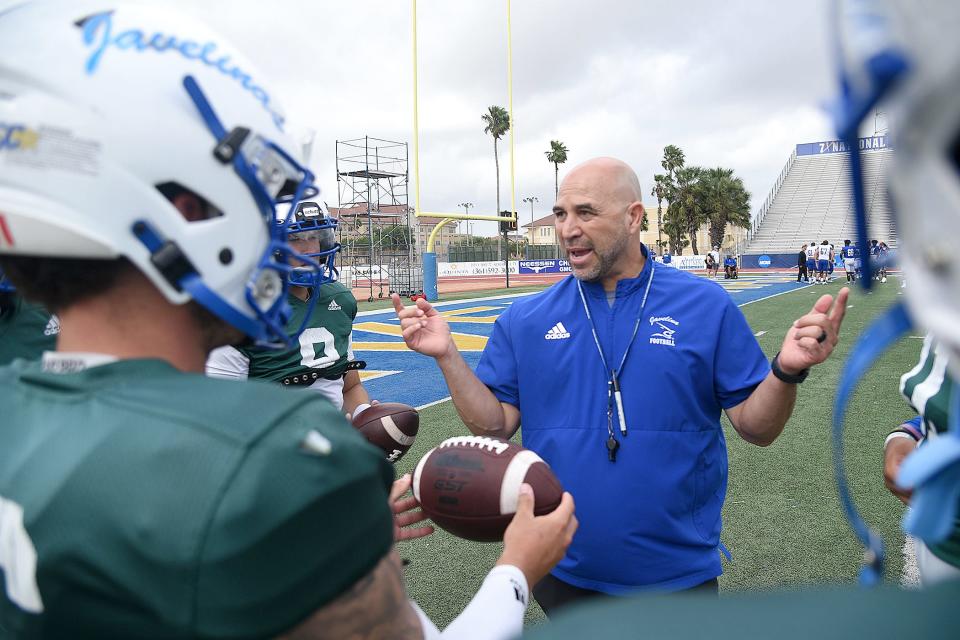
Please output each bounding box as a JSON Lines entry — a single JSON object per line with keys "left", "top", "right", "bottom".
{"left": 355, "top": 275, "right": 808, "bottom": 408}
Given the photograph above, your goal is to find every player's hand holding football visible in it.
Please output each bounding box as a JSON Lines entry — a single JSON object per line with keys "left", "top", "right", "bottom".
{"left": 496, "top": 484, "right": 578, "bottom": 589}
{"left": 778, "top": 287, "right": 850, "bottom": 375}
{"left": 392, "top": 293, "right": 455, "bottom": 359}
{"left": 390, "top": 473, "right": 435, "bottom": 541}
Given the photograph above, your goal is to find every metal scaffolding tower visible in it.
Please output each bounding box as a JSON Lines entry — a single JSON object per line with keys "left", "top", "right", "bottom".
{"left": 335, "top": 136, "right": 422, "bottom": 301}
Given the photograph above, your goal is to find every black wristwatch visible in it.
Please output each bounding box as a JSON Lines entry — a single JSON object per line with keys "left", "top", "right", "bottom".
{"left": 771, "top": 351, "right": 809, "bottom": 384}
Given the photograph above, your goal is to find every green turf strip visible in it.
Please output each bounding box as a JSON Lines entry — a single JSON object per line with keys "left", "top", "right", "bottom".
{"left": 397, "top": 278, "right": 919, "bottom": 629}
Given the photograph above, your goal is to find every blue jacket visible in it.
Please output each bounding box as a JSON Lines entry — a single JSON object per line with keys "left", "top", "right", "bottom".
{"left": 476, "top": 251, "right": 769, "bottom": 593}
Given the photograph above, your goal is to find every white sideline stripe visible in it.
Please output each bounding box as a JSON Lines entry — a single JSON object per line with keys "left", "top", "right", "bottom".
{"left": 416, "top": 396, "right": 451, "bottom": 411}
{"left": 754, "top": 331, "right": 766, "bottom": 337}
{"left": 901, "top": 535, "right": 920, "bottom": 588}
{"left": 412, "top": 447, "right": 435, "bottom": 504}
{"left": 500, "top": 450, "right": 544, "bottom": 515}
{"left": 382, "top": 415, "right": 415, "bottom": 446}
{"left": 737, "top": 285, "right": 812, "bottom": 308}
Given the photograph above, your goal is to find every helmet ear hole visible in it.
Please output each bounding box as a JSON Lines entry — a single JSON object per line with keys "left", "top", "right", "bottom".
{"left": 156, "top": 182, "right": 222, "bottom": 222}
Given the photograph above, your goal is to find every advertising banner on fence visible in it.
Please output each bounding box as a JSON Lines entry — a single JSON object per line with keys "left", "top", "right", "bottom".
{"left": 438, "top": 260, "right": 519, "bottom": 277}
{"left": 740, "top": 253, "right": 798, "bottom": 269}
{"left": 518, "top": 259, "right": 571, "bottom": 274}
{"left": 664, "top": 254, "right": 706, "bottom": 271}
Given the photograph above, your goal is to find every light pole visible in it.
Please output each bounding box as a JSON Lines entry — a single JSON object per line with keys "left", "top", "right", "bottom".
{"left": 458, "top": 202, "right": 473, "bottom": 235}
{"left": 521, "top": 196, "right": 538, "bottom": 258}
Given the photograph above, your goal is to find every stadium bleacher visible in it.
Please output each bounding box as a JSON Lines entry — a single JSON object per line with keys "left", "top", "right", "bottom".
{"left": 747, "top": 135, "right": 894, "bottom": 254}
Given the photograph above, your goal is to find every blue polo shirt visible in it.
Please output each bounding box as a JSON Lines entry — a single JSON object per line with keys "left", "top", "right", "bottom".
{"left": 476, "top": 250, "right": 769, "bottom": 593}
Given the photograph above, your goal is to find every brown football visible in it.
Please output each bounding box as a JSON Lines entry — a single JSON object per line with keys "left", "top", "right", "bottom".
{"left": 351, "top": 402, "right": 419, "bottom": 463}
{"left": 411, "top": 436, "right": 563, "bottom": 542}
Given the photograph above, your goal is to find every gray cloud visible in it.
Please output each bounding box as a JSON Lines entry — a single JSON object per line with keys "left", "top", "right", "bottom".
{"left": 5, "top": 0, "right": 845, "bottom": 236}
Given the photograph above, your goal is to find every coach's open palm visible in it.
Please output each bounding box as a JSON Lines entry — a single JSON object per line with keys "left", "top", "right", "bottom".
{"left": 392, "top": 294, "right": 455, "bottom": 358}
{"left": 778, "top": 287, "right": 849, "bottom": 374}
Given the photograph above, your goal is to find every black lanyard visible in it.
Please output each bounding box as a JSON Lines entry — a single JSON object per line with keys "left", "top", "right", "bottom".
{"left": 576, "top": 265, "right": 656, "bottom": 462}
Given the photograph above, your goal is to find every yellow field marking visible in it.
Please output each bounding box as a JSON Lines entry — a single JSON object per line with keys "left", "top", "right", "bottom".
{"left": 358, "top": 370, "right": 401, "bottom": 382}
{"left": 353, "top": 322, "right": 406, "bottom": 337}
{"left": 440, "top": 306, "right": 503, "bottom": 324}
{"left": 353, "top": 321, "right": 489, "bottom": 352}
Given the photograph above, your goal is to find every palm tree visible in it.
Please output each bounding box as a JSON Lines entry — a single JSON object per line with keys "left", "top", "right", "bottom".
{"left": 699, "top": 167, "right": 751, "bottom": 250}
{"left": 661, "top": 145, "right": 685, "bottom": 183}
{"left": 670, "top": 166, "right": 706, "bottom": 255}
{"left": 658, "top": 145, "right": 687, "bottom": 251}
{"left": 481, "top": 105, "right": 511, "bottom": 218}
{"left": 662, "top": 209, "right": 689, "bottom": 255}
{"left": 651, "top": 173, "right": 669, "bottom": 251}
{"left": 544, "top": 140, "right": 569, "bottom": 198}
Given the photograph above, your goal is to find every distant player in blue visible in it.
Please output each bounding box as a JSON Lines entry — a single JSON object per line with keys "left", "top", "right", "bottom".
{"left": 662, "top": 250, "right": 672, "bottom": 266}
{"left": 878, "top": 241, "right": 890, "bottom": 283}
{"left": 841, "top": 239, "right": 857, "bottom": 283}
{"left": 816, "top": 240, "right": 832, "bottom": 284}
{"left": 805, "top": 241, "right": 817, "bottom": 281}
{"left": 723, "top": 254, "right": 738, "bottom": 279}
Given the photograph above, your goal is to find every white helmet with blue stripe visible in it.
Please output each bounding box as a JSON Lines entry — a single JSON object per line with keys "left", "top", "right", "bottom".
{"left": 0, "top": 0, "right": 322, "bottom": 347}
{"left": 831, "top": 0, "right": 960, "bottom": 583}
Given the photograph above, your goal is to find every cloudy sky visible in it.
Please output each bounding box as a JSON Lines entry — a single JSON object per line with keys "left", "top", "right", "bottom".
{"left": 21, "top": 0, "right": 857, "bottom": 235}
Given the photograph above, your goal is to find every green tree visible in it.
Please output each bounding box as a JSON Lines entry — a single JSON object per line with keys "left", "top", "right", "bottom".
{"left": 662, "top": 210, "right": 689, "bottom": 255}
{"left": 699, "top": 167, "right": 751, "bottom": 250}
{"left": 481, "top": 105, "right": 511, "bottom": 220}
{"left": 657, "top": 145, "right": 687, "bottom": 252}
{"left": 660, "top": 144, "right": 685, "bottom": 184}
{"left": 670, "top": 166, "right": 706, "bottom": 255}
{"left": 650, "top": 173, "right": 671, "bottom": 248}
{"left": 544, "top": 140, "right": 569, "bottom": 198}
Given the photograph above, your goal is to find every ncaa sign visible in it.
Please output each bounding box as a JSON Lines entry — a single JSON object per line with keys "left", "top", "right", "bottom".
{"left": 757, "top": 255, "right": 772, "bottom": 268}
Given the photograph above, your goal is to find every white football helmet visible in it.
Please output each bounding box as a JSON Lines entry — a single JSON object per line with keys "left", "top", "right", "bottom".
{"left": 0, "top": 0, "right": 321, "bottom": 346}
{"left": 831, "top": 0, "right": 960, "bottom": 572}
{"left": 834, "top": 0, "right": 960, "bottom": 378}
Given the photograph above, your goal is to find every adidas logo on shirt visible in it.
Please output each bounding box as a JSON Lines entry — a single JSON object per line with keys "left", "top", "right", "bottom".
{"left": 544, "top": 322, "right": 571, "bottom": 340}
{"left": 44, "top": 315, "right": 60, "bottom": 336}
{"left": 327, "top": 300, "right": 342, "bottom": 311}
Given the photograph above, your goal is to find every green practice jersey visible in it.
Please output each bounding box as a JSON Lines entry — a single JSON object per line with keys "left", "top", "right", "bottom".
{"left": 0, "top": 356, "right": 394, "bottom": 639}
{"left": 900, "top": 335, "right": 960, "bottom": 567}
{"left": 0, "top": 294, "right": 58, "bottom": 365}
{"left": 242, "top": 282, "right": 358, "bottom": 383}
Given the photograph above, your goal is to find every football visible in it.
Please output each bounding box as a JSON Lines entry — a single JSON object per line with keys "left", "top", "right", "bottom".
{"left": 351, "top": 402, "right": 419, "bottom": 463}
{"left": 411, "top": 435, "right": 563, "bottom": 542}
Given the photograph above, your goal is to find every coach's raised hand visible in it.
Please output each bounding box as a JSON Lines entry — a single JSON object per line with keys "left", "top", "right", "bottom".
{"left": 391, "top": 295, "right": 520, "bottom": 439}
{"left": 391, "top": 293, "right": 454, "bottom": 358}
{"left": 779, "top": 287, "right": 850, "bottom": 374}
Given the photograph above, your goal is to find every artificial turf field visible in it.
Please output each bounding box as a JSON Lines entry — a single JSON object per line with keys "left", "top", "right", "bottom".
{"left": 387, "top": 274, "right": 919, "bottom": 630}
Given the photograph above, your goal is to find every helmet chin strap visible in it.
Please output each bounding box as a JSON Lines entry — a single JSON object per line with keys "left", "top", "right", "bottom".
{"left": 832, "top": 302, "right": 912, "bottom": 586}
